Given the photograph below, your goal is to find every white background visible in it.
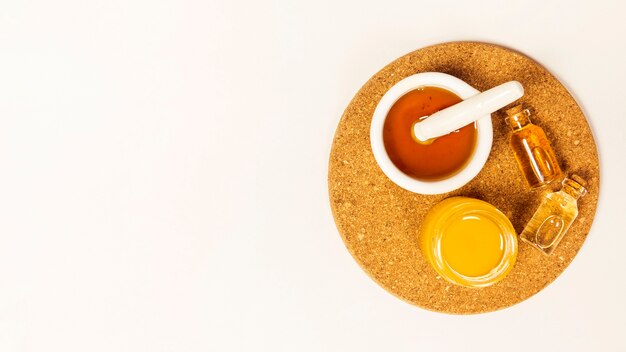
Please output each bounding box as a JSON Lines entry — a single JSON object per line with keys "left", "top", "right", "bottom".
{"left": 1, "top": 0, "right": 625, "bottom": 351}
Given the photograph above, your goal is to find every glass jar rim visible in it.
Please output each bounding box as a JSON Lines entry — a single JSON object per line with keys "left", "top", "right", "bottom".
{"left": 421, "top": 197, "right": 518, "bottom": 288}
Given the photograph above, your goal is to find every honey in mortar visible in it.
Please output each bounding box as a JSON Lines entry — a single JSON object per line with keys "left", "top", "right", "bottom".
{"left": 383, "top": 87, "right": 477, "bottom": 180}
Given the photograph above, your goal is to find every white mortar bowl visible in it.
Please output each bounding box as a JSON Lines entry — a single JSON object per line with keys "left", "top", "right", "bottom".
{"left": 370, "top": 72, "right": 493, "bottom": 195}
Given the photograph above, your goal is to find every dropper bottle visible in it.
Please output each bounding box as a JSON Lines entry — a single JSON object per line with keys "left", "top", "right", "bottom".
{"left": 506, "top": 105, "right": 562, "bottom": 188}
{"left": 520, "top": 175, "right": 587, "bottom": 255}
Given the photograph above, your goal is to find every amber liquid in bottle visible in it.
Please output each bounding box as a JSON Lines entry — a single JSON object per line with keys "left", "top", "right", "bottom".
{"left": 506, "top": 105, "right": 562, "bottom": 188}
{"left": 520, "top": 175, "right": 587, "bottom": 256}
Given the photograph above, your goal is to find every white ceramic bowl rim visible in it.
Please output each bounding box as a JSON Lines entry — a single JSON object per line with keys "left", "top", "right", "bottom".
{"left": 370, "top": 72, "right": 493, "bottom": 195}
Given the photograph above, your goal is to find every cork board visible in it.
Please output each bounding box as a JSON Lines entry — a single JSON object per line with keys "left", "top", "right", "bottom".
{"left": 328, "top": 42, "right": 600, "bottom": 314}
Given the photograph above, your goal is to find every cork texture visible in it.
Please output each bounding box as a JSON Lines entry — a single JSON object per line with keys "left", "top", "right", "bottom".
{"left": 328, "top": 42, "right": 600, "bottom": 314}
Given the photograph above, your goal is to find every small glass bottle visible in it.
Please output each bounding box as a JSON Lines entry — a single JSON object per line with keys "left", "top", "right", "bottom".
{"left": 520, "top": 175, "right": 587, "bottom": 255}
{"left": 506, "top": 104, "right": 562, "bottom": 188}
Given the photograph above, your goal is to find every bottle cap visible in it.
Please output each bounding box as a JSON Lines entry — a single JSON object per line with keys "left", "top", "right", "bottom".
{"left": 563, "top": 174, "right": 587, "bottom": 198}
{"left": 505, "top": 104, "right": 532, "bottom": 130}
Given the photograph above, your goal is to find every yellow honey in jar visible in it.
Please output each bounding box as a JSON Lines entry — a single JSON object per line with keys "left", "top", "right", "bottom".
{"left": 419, "top": 197, "right": 518, "bottom": 288}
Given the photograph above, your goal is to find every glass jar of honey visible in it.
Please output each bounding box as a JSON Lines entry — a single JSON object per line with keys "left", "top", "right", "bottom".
{"left": 419, "top": 197, "right": 518, "bottom": 288}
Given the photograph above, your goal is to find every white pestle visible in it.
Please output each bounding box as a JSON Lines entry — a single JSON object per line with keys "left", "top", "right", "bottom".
{"left": 412, "top": 81, "right": 524, "bottom": 142}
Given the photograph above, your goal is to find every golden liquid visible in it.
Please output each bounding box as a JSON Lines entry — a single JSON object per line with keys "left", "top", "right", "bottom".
{"left": 383, "top": 87, "right": 477, "bottom": 180}
{"left": 509, "top": 123, "right": 562, "bottom": 188}
{"left": 520, "top": 191, "right": 578, "bottom": 256}
{"left": 441, "top": 213, "right": 505, "bottom": 277}
{"left": 419, "top": 197, "right": 517, "bottom": 287}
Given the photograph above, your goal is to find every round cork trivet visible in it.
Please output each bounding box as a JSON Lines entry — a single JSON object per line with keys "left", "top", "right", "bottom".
{"left": 328, "top": 42, "right": 600, "bottom": 314}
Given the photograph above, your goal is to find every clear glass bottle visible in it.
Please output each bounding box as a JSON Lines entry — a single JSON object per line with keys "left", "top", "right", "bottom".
{"left": 506, "top": 104, "right": 562, "bottom": 188}
{"left": 520, "top": 175, "right": 587, "bottom": 255}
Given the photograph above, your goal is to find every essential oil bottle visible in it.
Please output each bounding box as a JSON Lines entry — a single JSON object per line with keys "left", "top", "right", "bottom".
{"left": 520, "top": 175, "right": 587, "bottom": 255}
{"left": 506, "top": 105, "right": 562, "bottom": 188}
